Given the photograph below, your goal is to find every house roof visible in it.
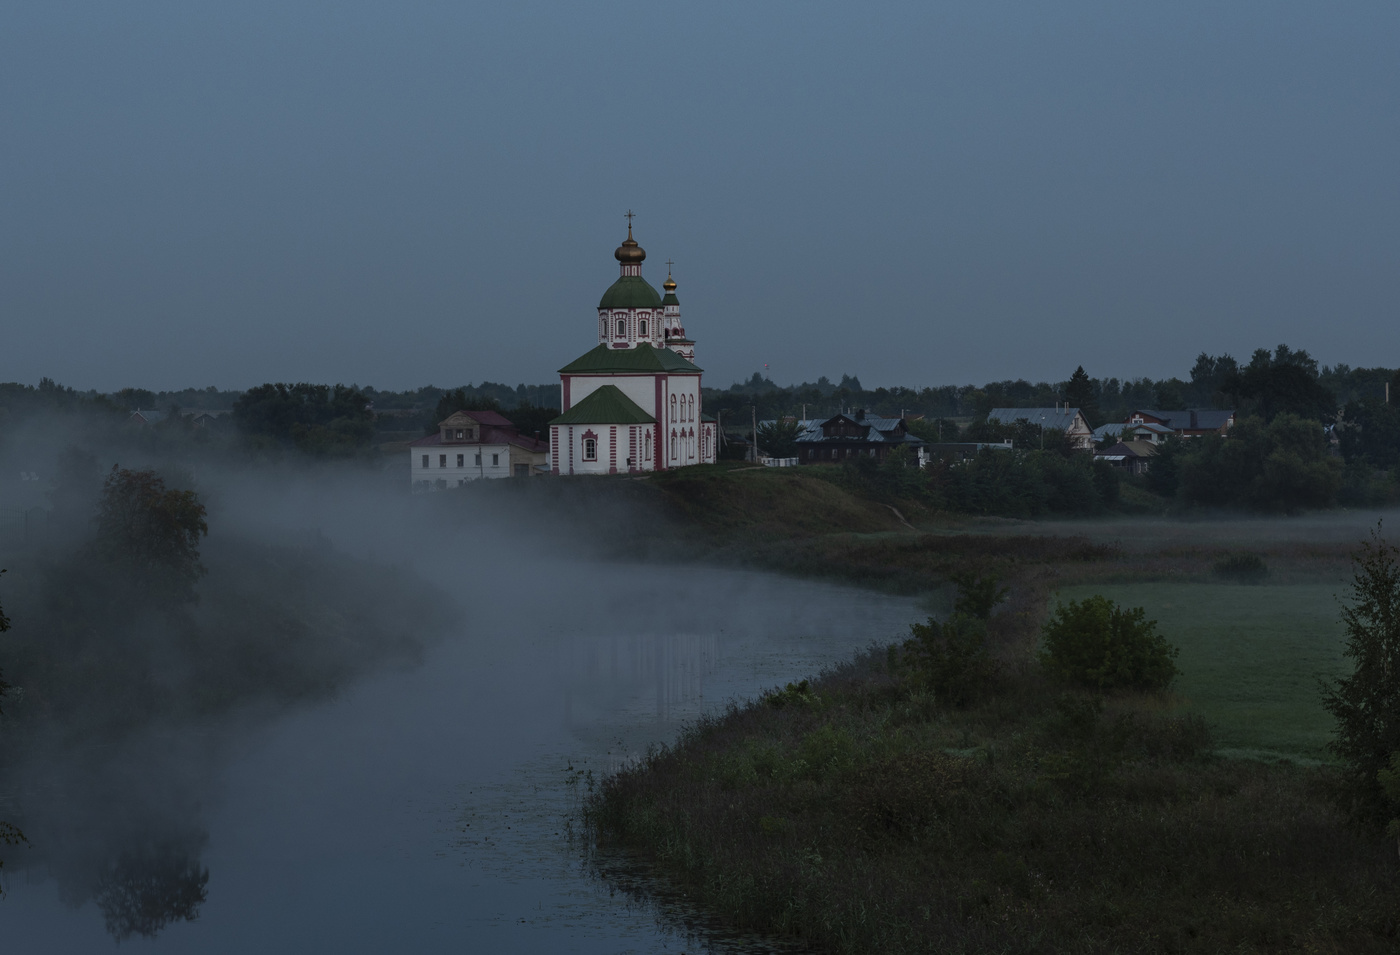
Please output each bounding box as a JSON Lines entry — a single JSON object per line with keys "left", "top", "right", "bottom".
{"left": 1131, "top": 409, "right": 1234, "bottom": 431}
{"left": 987, "top": 408, "right": 1088, "bottom": 432}
{"left": 795, "top": 413, "right": 927, "bottom": 446}
{"left": 549, "top": 385, "right": 656, "bottom": 426}
{"left": 409, "top": 427, "right": 547, "bottom": 452}
{"left": 558, "top": 342, "right": 701, "bottom": 375}
{"left": 599, "top": 275, "right": 663, "bottom": 310}
{"left": 1095, "top": 440, "right": 1157, "bottom": 458}
{"left": 1092, "top": 423, "right": 1125, "bottom": 441}
{"left": 439, "top": 409, "right": 515, "bottom": 428}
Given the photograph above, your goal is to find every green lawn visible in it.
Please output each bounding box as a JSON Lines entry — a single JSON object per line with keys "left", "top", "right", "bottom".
{"left": 1054, "top": 582, "right": 1349, "bottom": 761}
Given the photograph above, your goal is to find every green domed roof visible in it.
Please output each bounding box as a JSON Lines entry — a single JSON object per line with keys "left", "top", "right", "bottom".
{"left": 599, "top": 275, "right": 662, "bottom": 310}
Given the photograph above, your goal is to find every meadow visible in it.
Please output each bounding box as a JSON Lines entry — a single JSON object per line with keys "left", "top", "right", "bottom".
{"left": 1055, "top": 582, "right": 1348, "bottom": 760}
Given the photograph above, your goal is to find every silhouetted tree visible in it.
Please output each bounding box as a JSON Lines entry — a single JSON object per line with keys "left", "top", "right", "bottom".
{"left": 1324, "top": 525, "right": 1400, "bottom": 827}
{"left": 1064, "top": 366, "right": 1100, "bottom": 426}
{"left": 1339, "top": 397, "right": 1400, "bottom": 469}
{"left": 95, "top": 467, "right": 208, "bottom": 604}
{"left": 756, "top": 420, "right": 802, "bottom": 457}
{"left": 1224, "top": 345, "right": 1337, "bottom": 423}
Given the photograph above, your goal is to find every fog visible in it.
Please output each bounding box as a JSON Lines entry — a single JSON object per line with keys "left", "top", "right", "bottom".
{"left": 0, "top": 435, "right": 925, "bottom": 951}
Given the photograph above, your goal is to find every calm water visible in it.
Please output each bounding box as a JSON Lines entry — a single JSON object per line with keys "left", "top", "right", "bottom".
{"left": 2, "top": 561, "right": 923, "bottom": 952}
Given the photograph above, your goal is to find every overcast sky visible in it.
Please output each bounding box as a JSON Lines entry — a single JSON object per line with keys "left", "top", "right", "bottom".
{"left": 3, "top": 2, "right": 1397, "bottom": 394}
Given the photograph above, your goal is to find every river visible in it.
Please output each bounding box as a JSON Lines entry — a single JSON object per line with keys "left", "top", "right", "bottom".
{"left": 2, "top": 559, "right": 924, "bottom": 952}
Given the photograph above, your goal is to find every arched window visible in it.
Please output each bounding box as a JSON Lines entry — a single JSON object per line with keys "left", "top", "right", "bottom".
{"left": 583, "top": 437, "right": 597, "bottom": 461}
{"left": 670, "top": 394, "right": 677, "bottom": 421}
{"left": 644, "top": 431, "right": 652, "bottom": 460}
{"left": 687, "top": 395, "right": 694, "bottom": 422}
{"left": 616, "top": 319, "right": 626, "bottom": 337}
{"left": 639, "top": 318, "right": 648, "bottom": 336}
{"left": 670, "top": 431, "right": 677, "bottom": 459}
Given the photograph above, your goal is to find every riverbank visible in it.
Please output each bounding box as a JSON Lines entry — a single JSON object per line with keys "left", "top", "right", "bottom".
{"left": 576, "top": 472, "right": 1400, "bottom": 952}
{"left": 586, "top": 645, "right": 1399, "bottom": 953}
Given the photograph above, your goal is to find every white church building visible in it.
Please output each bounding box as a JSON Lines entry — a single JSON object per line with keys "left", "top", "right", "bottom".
{"left": 550, "top": 221, "right": 717, "bottom": 474}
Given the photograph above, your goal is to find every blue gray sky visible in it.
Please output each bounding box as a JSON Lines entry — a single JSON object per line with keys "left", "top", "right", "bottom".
{"left": 3, "top": 1, "right": 1397, "bottom": 393}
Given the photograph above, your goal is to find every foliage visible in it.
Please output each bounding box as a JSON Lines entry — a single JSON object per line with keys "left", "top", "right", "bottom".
{"left": 765, "top": 679, "right": 821, "bottom": 709}
{"left": 951, "top": 571, "right": 1008, "bottom": 620}
{"left": 1142, "top": 435, "right": 1184, "bottom": 497}
{"left": 588, "top": 642, "right": 1398, "bottom": 955}
{"left": 1175, "top": 413, "right": 1342, "bottom": 512}
{"left": 1041, "top": 595, "right": 1179, "bottom": 691}
{"left": 1323, "top": 524, "right": 1400, "bottom": 827}
{"left": 232, "top": 382, "right": 375, "bottom": 455}
{"left": 755, "top": 419, "right": 802, "bottom": 458}
{"left": 900, "top": 613, "right": 995, "bottom": 707}
{"left": 94, "top": 467, "right": 208, "bottom": 604}
{"left": 1064, "top": 366, "right": 1099, "bottom": 426}
{"left": 1212, "top": 553, "right": 1269, "bottom": 583}
{"left": 1378, "top": 752, "right": 1400, "bottom": 857}
{"left": 1339, "top": 396, "right": 1400, "bottom": 469}
{"left": 1224, "top": 344, "right": 1338, "bottom": 423}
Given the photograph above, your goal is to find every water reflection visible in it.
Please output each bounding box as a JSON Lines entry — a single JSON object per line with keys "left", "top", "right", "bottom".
{"left": 2, "top": 568, "right": 921, "bottom": 952}
{"left": 93, "top": 832, "right": 209, "bottom": 941}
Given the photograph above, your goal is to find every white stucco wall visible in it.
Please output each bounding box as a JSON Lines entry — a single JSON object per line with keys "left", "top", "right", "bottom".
{"left": 410, "top": 443, "right": 512, "bottom": 489}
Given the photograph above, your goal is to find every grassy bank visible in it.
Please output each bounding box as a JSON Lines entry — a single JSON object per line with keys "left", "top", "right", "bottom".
{"left": 587, "top": 644, "right": 1399, "bottom": 953}
{"left": 582, "top": 495, "right": 1400, "bottom": 952}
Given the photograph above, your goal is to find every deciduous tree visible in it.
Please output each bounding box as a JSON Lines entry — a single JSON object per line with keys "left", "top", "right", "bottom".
{"left": 1323, "top": 524, "right": 1400, "bottom": 827}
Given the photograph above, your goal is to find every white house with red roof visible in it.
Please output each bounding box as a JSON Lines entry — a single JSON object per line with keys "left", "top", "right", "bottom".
{"left": 409, "top": 409, "right": 549, "bottom": 489}
{"left": 549, "top": 221, "right": 717, "bottom": 474}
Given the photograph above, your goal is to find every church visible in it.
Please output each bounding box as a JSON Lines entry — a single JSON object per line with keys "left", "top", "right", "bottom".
{"left": 549, "top": 219, "right": 718, "bottom": 474}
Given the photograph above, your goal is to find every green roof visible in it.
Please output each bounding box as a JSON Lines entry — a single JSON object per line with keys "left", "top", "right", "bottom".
{"left": 549, "top": 385, "right": 655, "bottom": 426}
{"left": 559, "top": 342, "right": 702, "bottom": 375}
{"left": 599, "top": 275, "right": 662, "bottom": 309}
{"left": 661, "top": 292, "right": 679, "bottom": 306}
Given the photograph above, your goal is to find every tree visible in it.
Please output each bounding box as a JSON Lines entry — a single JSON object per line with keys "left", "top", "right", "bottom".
{"left": 1064, "top": 366, "right": 1100, "bottom": 426}
{"left": 95, "top": 467, "right": 208, "bottom": 604}
{"left": 1176, "top": 414, "right": 1341, "bottom": 512}
{"left": 1041, "top": 595, "right": 1179, "bottom": 691}
{"left": 0, "top": 572, "right": 27, "bottom": 884}
{"left": 1339, "top": 397, "right": 1400, "bottom": 469}
{"left": 1323, "top": 524, "right": 1400, "bottom": 827}
{"left": 233, "top": 382, "right": 375, "bottom": 455}
{"left": 755, "top": 419, "right": 802, "bottom": 457}
{"left": 1225, "top": 345, "right": 1337, "bottom": 423}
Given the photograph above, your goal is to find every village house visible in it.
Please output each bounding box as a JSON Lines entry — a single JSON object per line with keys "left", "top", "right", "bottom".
{"left": 987, "top": 407, "right": 1094, "bottom": 450}
{"left": 1094, "top": 439, "right": 1156, "bottom": 475}
{"left": 409, "top": 409, "right": 548, "bottom": 489}
{"left": 1125, "top": 409, "right": 1235, "bottom": 437}
{"left": 795, "top": 411, "right": 928, "bottom": 465}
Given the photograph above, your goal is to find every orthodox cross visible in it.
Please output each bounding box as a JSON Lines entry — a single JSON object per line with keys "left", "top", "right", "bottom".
{"left": 625, "top": 210, "right": 635, "bottom": 228}
{"left": 665, "top": 258, "right": 674, "bottom": 272}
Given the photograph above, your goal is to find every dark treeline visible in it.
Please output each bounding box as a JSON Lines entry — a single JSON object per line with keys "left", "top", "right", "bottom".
{"left": 0, "top": 344, "right": 1394, "bottom": 470}
{"left": 702, "top": 346, "right": 1398, "bottom": 428}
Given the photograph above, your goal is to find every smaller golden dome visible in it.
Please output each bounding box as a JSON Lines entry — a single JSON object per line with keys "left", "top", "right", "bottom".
{"left": 663, "top": 273, "right": 677, "bottom": 292}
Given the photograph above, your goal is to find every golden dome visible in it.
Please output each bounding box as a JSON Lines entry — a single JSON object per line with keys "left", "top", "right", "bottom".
{"left": 614, "top": 224, "right": 646, "bottom": 264}
{"left": 663, "top": 273, "right": 677, "bottom": 292}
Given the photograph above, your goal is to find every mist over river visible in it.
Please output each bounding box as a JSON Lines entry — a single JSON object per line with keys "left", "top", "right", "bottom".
{"left": 2, "top": 534, "right": 924, "bottom": 952}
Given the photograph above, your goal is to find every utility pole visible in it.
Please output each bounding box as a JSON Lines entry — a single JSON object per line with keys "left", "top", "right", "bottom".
{"left": 752, "top": 405, "right": 759, "bottom": 462}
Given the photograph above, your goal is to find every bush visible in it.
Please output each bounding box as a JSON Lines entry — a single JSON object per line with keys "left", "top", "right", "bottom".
{"left": 901, "top": 613, "right": 996, "bottom": 707}
{"left": 1041, "top": 595, "right": 1179, "bottom": 691}
{"left": 1212, "top": 553, "right": 1270, "bottom": 583}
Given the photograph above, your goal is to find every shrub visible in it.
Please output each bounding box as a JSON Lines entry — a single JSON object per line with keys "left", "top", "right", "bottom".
{"left": 1212, "top": 553, "right": 1269, "bottom": 583}
{"left": 902, "top": 614, "right": 995, "bottom": 707}
{"left": 1041, "top": 595, "right": 1179, "bottom": 691}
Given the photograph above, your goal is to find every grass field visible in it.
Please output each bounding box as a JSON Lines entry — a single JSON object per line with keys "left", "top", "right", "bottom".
{"left": 1055, "top": 582, "right": 1349, "bottom": 761}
